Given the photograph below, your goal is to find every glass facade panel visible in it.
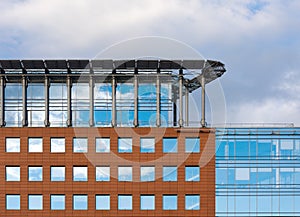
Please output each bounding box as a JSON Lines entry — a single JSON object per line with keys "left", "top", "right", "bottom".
{"left": 116, "top": 83, "right": 134, "bottom": 127}
{"left": 140, "top": 195, "right": 155, "bottom": 210}
{"left": 163, "top": 138, "right": 177, "bottom": 153}
{"left": 51, "top": 195, "right": 65, "bottom": 210}
{"left": 5, "top": 83, "right": 22, "bottom": 127}
{"left": 95, "top": 138, "right": 110, "bottom": 152}
{"left": 49, "top": 83, "right": 67, "bottom": 127}
{"left": 73, "top": 166, "right": 88, "bottom": 181}
{"left": 96, "top": 195, "right": 110, "bottom": 210}
{"left": 216, "top": 128, "right": 300, "bottom": 216}
{"left": 27, "top": 83, "right": 45, "bottom": 127}
{"left": 94, "top": 83, "right": 112, "bottom": 126}
{"left": 118, "top": 195, "right": 132, "bottom": 210}
{"left": 72, "top": 83, "right": 89, "bottom": 126}
{"left": 138, "top": 83, "right": 156, "bottom": 126}
{"left": 140, "top": 138, "right": 155, "bottom": 153}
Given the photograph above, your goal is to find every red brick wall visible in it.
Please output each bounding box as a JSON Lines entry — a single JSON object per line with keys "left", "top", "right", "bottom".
{"left": 0, "top": 127, "right": 215, "bottom": 216}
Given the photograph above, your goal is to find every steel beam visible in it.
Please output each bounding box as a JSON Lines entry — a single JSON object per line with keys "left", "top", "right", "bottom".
{"left": 185, "top": 87, "right": 189, "bottom": 127}
{"left": 66, "top": 76, "right": 72, "bottom": 127}
{"left": 201, "top": 75, "right": 206, "bottom": 127}
{"left": 0, "top": 77, "right": 5, "bottom": 127}
{"left": 111, "top": 75, "right": 116, "bottom": 127}
{"left": 89, "top": 76, "right": 94, "bottom": 127}
{"left": 22, "top": 76, "right": 28, "bottom": 127}
{"left": 44, "top": 77, "right": 50, "bottom": 127}
{"left": 178, "top": 69, "right": 183, "bottom": 127}
{"left": 133, "top": 75, "right": 138, "bottom": 127}
{"left": 156, "top": 75, "right": 161, "bottom": 127}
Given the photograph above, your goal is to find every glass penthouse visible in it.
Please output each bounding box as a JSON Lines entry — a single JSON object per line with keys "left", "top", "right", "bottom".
{"left": 0, "top": 59, "right": 225, "bottom": 216}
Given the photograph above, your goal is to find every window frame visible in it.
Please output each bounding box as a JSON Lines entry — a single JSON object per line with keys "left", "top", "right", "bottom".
{"left": 28, "top": 166, "right": 43, "bottom": 181}
{"left": 6, "top": 166, "right": 20, "bottom": 181}
{"left": 50, "top": 138, "right": 65, "bottom": 153}
{"left": 50, "top": 166, "right": 66, "bottom": 181}
{"left": 50, "top": 194, "right": 65, "bottom": 210}
{"left": 6, "top": 138, "right": 20, "bottom": 153}
{"left": 95, "top": 137, "right": 110, "bottom": 153}
{"left": 95, "top": 195, "right": 110, "bottom": 210}
{"left": 28, "top": 138, "right": 43, "bottom": 153}
{"left": 73, "top": 166, "right": 88, "bottom": 182}
{"left": 163, "top": 138, "right": 178, "bottom": 153}
{"left": 73, "top": 137, "right": 88, "bottom": 153}
{"left": 163, "top": 166, "right": 178, "bottom": 182}
{"left": 28, "top": 195, "right": 43, "bottom": 210}
{"left": 6, "top": 194, "right": 21, "bottom": 210}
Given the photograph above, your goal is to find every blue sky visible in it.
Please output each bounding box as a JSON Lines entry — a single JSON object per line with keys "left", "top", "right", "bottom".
{"left": 0, "top": 0, "right": 299, "bottom": 126}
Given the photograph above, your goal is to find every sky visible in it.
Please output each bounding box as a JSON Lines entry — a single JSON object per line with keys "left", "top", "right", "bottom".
{"left": 0, "top": 0, "right": 299, "bottom": 126}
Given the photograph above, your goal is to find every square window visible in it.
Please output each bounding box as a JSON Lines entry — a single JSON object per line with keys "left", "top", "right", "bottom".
{"left": 28, "top": 138, "right": 43, "bottom": 152}
{"left": 73, "top": 195, "right": 88, "bottom": 210}
{"left": 185, "top": 166, "right": 200, "bottom": 181}
{"left": 118, "top": 195, "right": 132, "bottom": 210}
{"left": 185, "top": 138, "right": 200, "bottom": 153}
{"left": 185, "top": 195, "right": 200, "bottom": 210}
{"left": 140, "top": 138, "right": 155, "bottom": 153}
{"left": 50, "top": 138, "right": 65, "bottom": 153}
{"left": 163, "top": 166, "right": 177, "bottom": 181}
{"left": 28, "top": 166, "right": 43, "bottom": 181}
{"left": 6, "top": 166, "right": 20, "bottom": 181}
{"left": 6, "top": 138, "right": 20, "bottom": 152}
{"left": 118, "top": 138, "right": 132, "bottom": 153}
{"left": 140, "top": 195, "right": 155, "bottom": 210}
{"left": 6, "top": 195, "right": 20, "bottom": 210}
{"left": 51, "top": 166, "right": 65, "bottom": 181}
{"left": 73, "top": 138, "right": 88, "bottom": 153}
{"left": 140, "top": 166, "right": 155, "bottom": 182}
{"left": 28, "top": 195, "right": 43, "bottom": 210}
{"left": 163, "top": 195, "right": 177, "bottom": 210}
{"left": 96, "top": 166, "right": 110, "bottom": 181}
{"left": 51, "top": 195, "right": 65, "bottom": 210}
{"left": 73, "top": 166, "right": 88, "bottom": 181}
{"left": 96, "top": 138, "right": 110, "bottom": 152}
{"left": 96, "top": 195, "right": 110, "bottom": 210}
{"left": 163, "top": 138, "right": 177, "bottom": 153}
{"left": 118, "top": 166, "right": 132, "bottom": 181}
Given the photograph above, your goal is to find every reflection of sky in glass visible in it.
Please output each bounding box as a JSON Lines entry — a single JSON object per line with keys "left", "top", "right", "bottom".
{"left": 96, "top": 195, "right": 110, "bottom": 210}
{"left": 140, "top": 166, "right": 155, "bottom": 181}
{"left": 6, "top": 195, "right": 20, "bottom": 210}
{"left": 50, "top": 138, "right": 65, "bottom": 152}
{"left": 118, "top": 195, "right": 132, "bottom": 210}
{"left": 118, "top": 167, "right": 132, "bottom": 181}
{"left": 185, "top": 138, "right": 200, "bottom": 153}
{"left": 118, "top": 138, "right": 132, "bottom": 153}
{"left": 140, "top": 195, "right": 155, "bottom": 210}
{"left": 96, "top": 166, "right": 110, "bottom": 181}
{"left": 28, "top": 167, "right": 43, "bottom": 181}
{"left": 28, "top": 138, "right": 43, "bottom": 152}
{"left": 51, "top": 195, "right": 65, "bottom": 210}
{"left": 73, "top": 138, "right": 88, "bottom": 153}
{"left": 96, "top": 138, "right": 110, "bottom": 152}
{"left": 163, "top": 138, "right": 177, "bottom": 153}
{"left": 163, "top": 166, "right": 177, "bottom": 181}
{"left": 6, "top": 138, "right": 20, "bottom": 152}
{"left": 140, "top": 138, "right": 155, "bottom": 153}
{"left": 73, "top": 167, "right": 88, "bottom": 181}
{"left": 185, "top": 166, "right": 200, "bottom": 182}
{"left": 73, "top": 195, "right": 88, "bottom": 210}
{"left": 163, "top": 195, "right": 177, "bottom": 210}
{"left": 6, "top": 166, "right": 20, "bottom": 181}
{"left": 28, "top": 195, "right": 43, "bottom": 210}
{"left": 51, "top": 167, "right": 65, "bottom": 181}
{"left": 185, "top": 195, "right": 200, "bottom": 210}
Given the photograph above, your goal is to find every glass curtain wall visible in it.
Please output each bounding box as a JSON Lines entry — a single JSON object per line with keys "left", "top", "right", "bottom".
{"left": 5, "top": 83, "right": 22, "bottom": 126}
{"left": 49, "top": 83, "right": 67, "bottom": 127}
{"left": 116, "top": 82, "right": 134, "bottom": 127}
{"left": 72, "top": 83, "right": 89, "bottom": 126}
{"left": 27, "top": 83, "right": 45, "bottom": 127}
{"left": 138, "top": 82, "right": 156, "bottom": 126}
{"left": 94, "top": 82, "right": 111, "bottom": 126}
{"left": 216, "top": 128, "right": 300, "bottom": 216}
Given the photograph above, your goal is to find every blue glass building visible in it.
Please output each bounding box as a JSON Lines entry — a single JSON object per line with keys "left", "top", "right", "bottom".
{"left": 216, "top": 127, "right": 300, "bottom": 216}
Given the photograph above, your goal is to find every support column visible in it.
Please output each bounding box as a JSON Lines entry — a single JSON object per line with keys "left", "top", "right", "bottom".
{"left": 89, "top": 76, "right": 94, "bottom": 127}
{"left": 22, "top": 75, "right": 28, "bottom": 127}
{"left": 44, "top": 76, "right": 50, "bottom": 127}
{"left": 0, "top": 76, "right": 5, "bottom": 127}
{"left": 156, "top": 75, "right": 161, "bottom": 127}
{"left": 133, "top": 75, "right": 138, "bottom": 127}
{"left": 178, "top": 69, "right": 183, "bottom": 127}
{"left": 201, "top": 75, "right": 206, "bottom": 127}
{"left": 173, "top": 84, "right": 177, "bottom": 127}
{"left": 185, "top": 87, "right": 189, "bottom": 127}
{"left": 66, "top": 76, "right": 72, "bottom": 127}
{"left": 111, "top": 75, "right": 116, "bottom": 127}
